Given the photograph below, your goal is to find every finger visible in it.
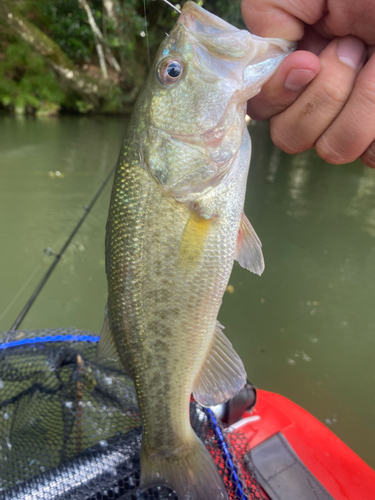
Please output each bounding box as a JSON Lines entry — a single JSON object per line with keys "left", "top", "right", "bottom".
{"left": 313, "top": 2, "right": 375, "bottom": 45}
{"left": 247, "top": 27, "right": 329, "bottom": 120}
{"left": 361, "top": 140, "right": 375, "bottom": 169}
{"left": 241, "top": 0, "right": 325, "bottom": 40}
{"left": 269, "top": 36, "right": 367, "bottom": 155}
{"left": 247, "top": 51, "right": 320, "bottom": 120}
{"left": 297, "top": 25, "right": 331, "bottom": 56}
{"left": 316, "top": 51, "right": 375, "bottom": 164}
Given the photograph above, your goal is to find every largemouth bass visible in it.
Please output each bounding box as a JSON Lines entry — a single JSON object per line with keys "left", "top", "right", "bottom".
{"left": 99, "top": 2, "right": 293, "bottom": 499}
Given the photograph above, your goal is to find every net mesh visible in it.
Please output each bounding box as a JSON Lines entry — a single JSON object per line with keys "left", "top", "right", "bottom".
{"left": 0, "top": 328, "right": 268, "bottom": 500}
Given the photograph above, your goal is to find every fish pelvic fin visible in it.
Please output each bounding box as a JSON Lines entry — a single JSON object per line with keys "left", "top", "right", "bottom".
{"left": 178, "top": 211, "right": 213, "bottom": 270}
{"left": 193, "top": 321, "right": 247, "bottom": 406}
{"left": 235, "top": 212, "right": 265, "bottom": 276}
{"left": 97, "top": 305, "right": 133, "bottom": 370}
{"left": 97, "top": 306, "right": 120, "bottom": 362}
{"left": 98, "top": 307, "right": 132, "bottom": 375}
{"left": 140, "top": 432, "right": 228, "bottom": 500}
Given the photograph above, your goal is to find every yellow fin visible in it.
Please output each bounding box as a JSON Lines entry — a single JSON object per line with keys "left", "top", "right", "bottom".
{"left": 178, "top": 211, "right": 212, "bottom": 269}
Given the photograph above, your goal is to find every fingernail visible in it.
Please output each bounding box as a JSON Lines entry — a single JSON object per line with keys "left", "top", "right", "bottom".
{"left": 284, "top": 69, "right": 317, "bottom": 91}
{"left": 337, "top": 36, "right": 365, "bottom": 69}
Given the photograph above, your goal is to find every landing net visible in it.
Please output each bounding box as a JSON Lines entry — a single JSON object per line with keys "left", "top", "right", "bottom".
{"left": 0, "top": 328, "right": 267, "bottom": 500}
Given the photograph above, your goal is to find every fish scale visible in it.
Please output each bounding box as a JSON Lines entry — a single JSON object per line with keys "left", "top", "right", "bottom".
{"left": 99, "top": 2, "right": 293, "bottom": 499}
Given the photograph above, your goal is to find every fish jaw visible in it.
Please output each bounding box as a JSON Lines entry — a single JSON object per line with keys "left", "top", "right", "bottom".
{"left": 142, "top": 2, "right": 294, "bottom": 203}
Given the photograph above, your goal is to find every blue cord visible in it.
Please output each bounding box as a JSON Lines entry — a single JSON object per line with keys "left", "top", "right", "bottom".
{"left": 0, "top": 334, "right": 100, "bottom": 351}
{"left": 203, "top": 407, "right": 247, "bottom": 500}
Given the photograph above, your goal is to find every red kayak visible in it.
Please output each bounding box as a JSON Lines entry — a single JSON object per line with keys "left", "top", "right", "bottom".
{"left": 225, "top": 388, "right": 375, "bottom": 500}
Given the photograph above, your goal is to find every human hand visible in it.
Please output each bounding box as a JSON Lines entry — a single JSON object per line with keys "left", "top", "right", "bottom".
{"left": 241, "top": 0, "right": 375, "bottom": 167}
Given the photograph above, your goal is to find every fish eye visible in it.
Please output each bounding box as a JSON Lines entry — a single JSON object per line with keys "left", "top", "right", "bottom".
{"left": 157, "top": 58, "right": 184, "bottom": 85}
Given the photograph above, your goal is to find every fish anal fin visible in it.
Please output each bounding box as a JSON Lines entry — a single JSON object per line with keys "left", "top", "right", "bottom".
{"left": 193, "top": 321, "right": 247, "bottom": 407}
{"left": 235, "top": 212, "right": 265, "bottom": 276}
{"left": 141, "top": 432, "right": 228, "bottom": 500}
{"left": 178, "top": 211, "right": 213, "bottom": 269}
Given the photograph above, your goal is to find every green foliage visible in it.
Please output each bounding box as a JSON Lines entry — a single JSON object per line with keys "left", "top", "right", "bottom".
{"left": 75, "top": 100, "right": 94, "bottom": 114}
{"left": 202, "top": 0, "right": 246, "bottom": 29}
{"left": 0, "top": 40, "right": 65, "bottom": 113}
{"left": 22, "top": 0, "right": 103, "bottom": 63}
{"left": 21, "top": 0, "right": 152, "bottom": 89}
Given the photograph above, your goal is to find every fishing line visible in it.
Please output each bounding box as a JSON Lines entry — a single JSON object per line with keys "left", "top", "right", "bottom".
{"left": 160, "top": 0, "right": 181, "bottom": 14}
{"left": 0, "top": 225, "right": 67, "bottom": 324}
{"left": 0, "top": 263, "right": 42, "bottom": 324}
{"left": 143, "top": 0, "right": 151, "bottom": 67}
{"left": 9, "top": 163, "right": 117, "bottom": 332}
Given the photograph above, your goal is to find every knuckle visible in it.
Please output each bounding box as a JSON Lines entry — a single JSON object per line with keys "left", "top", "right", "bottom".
{"left": 315, "top": 135, "right": 349, "bottom": 164}
{"left": 319, "top": 79, "right": 349, "bottom": 108}
{"left": 356, "top": 79, "right": 375, "bottom": 110}
{"left": 247, "top": 101, "right": 269, "bottom": 121}
{"left": 361, "top": 142, "right": 375, "bottom": 168}
{"left": 270, "top": 119, "right": 309, "bottom": 154}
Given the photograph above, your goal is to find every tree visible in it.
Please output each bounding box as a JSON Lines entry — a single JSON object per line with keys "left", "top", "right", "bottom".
{"left": 0, "top": 0, "right": 243, "bottom": 114}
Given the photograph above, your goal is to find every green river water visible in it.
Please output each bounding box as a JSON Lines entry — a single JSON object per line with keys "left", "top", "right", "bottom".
{"left": 0, "top": 115, "right": 374, "bottom": 468}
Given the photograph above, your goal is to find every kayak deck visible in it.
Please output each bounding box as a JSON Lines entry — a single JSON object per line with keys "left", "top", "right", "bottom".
{"left": 235, "top": 389, "right": 375, "bottom": 500}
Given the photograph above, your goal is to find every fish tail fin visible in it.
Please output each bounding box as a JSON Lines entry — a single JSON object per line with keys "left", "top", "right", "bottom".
{"left": 140, "top": 433, "right": 228, "bottom": 500}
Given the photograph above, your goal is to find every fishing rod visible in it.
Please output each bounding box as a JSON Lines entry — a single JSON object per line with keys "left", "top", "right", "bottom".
{"left": 10, "top": 0, "right": 180, "bottom": 332}
{"left": 9, "top": 164, "right": 116, "bottom": 332}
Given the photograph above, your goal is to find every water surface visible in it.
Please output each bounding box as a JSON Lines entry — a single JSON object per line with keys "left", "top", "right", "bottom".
{"left": 0, "top": 115, "right": 374, "bottom": 468}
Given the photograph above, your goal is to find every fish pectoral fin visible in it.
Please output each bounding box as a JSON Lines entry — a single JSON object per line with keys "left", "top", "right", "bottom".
{"left": 193, "top": 321, "right": 247, "bottom": 406}
{"left": 235, "top": 212, "right": 265, "bottom": 276}
{"left": 178, "top": 211, "right": 213, "bottom": 269}
{"left": 97, "top": 306, "right": 120, "bottom": 362}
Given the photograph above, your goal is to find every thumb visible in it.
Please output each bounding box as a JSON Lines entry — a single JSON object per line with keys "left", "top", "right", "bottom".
{"left": 247, "top": 50, "right": 320, "bottom": 120}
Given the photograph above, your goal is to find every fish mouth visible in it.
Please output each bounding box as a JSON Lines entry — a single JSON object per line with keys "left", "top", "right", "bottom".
{"left": 177, "top": 1, "right": 294, "bottom": 87}
{"left": 177, "top": 1, "right": 253, "bottom": 62}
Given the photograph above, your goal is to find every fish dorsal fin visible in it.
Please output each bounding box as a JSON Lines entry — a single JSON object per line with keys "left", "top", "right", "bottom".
{"left": 178, "top": 211, "right": 213, "bottom": 270}
{"left": 97, "top": 306, "right": 120, "bottom": 362}
{"left": 193, "top": 322, "right": 247, "bottom": 406}
{"left": 235, "top": 212, "right": 265, "bottom": 276}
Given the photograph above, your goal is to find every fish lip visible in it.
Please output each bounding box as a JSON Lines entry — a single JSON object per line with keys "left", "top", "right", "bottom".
{"left": 177, "top": 1, "right": 239, "bottom": 34}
